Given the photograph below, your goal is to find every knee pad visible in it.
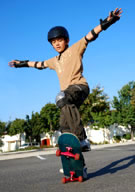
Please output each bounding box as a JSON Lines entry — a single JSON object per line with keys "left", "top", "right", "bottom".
{"left": 55, "top": 91, "right": 67, "bottom": 108}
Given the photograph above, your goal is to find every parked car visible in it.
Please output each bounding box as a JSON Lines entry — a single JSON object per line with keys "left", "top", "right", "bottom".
{"left": 31, "top": 142, "right": 40, "bottom": 147}
{"left": 19, "top": 143, "right": 31, "bottom": 149}
{"left": 19, "top": 142, "right": 40, "bottom": 149}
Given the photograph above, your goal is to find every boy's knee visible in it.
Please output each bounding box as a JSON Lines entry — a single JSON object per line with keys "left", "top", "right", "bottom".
{"left": 55, "top": 91, "right": 73, "bottom": 108}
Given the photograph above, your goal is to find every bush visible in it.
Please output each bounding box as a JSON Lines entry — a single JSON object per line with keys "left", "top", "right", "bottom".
{"left": 17, "top": 146, "right": 40, "bottom": 151}
{"left": 123, "top": 133, "right": 131, "bottom": 140}
{"left": 0, "top": 139, "right": 3, "bottom": 147}
{"left": 113, "top": 135, "right": 121, "bottom": 143}
{"left": 40, "top": 145, "right": 54, "bottom": 149}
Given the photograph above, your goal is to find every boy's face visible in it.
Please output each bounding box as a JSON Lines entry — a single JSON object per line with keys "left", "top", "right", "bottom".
{"left": 51, "top": 37, "right": 69, "bottom": 53}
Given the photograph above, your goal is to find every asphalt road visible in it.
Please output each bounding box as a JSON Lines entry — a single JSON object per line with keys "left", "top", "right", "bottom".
{"left": 0, "top": 144, "right": 135, "bottom": 192}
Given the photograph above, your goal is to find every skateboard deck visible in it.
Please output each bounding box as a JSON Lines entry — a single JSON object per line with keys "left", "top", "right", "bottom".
{"left": 56, "top": 133, "right": 84, "bottom": 183}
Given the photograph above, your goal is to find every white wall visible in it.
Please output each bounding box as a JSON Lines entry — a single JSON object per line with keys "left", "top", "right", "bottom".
{"left": 40, "top": 125, "right": 130, "bottom": 146}
{"left": 1, "top": 125, "right": 131, "bottom": 152}
{"left": 51, "top": 131, "right": 61, "bottom": 146}
{"left": 85, "top": 124, "right": 130, "bottom": 144}
{"left": 85, "top": 127, "right": 110, "bottom": 144}
{"left": 1, "top": 133, "right": 26, "bottom": 152}
{"left": 40, "top": 131, "right": 61, "bottom": 146}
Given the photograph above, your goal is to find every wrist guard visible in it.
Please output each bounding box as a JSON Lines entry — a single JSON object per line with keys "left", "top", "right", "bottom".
{"left": 100, "top": 11, "right": 120, "bottom": 30}
{"left": 14, "top": 60, "right": 29, "bottom": 68}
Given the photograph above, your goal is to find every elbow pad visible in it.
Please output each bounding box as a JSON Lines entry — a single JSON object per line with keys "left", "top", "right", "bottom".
{"left": 91, "top": 29, "right": 99, "bottom": 40}
{"left": 34, "top": 61, "right": 45, "bottom": 70}
{"left": 85, "top": 29, "right": 98, "bottom": 43}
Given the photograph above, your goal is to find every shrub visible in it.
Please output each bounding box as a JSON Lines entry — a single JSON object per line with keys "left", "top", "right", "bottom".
{"left": 113, "top": 135, "right": 121, "bottom": 143}
{"left": 123, "top": 133, "right": 131, "bottom": 140}
{"left": 0, "top": 139, "right": 3, "bottom": 147}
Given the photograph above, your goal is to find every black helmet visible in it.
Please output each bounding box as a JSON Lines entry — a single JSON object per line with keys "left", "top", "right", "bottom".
{"left": 48, "top": 26, "right": 69, "bottom": 42}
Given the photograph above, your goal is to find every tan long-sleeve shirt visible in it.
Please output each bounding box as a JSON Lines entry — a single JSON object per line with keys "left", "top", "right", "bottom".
{"left": 44, "top": 37, "right": 88, "bottom": 90}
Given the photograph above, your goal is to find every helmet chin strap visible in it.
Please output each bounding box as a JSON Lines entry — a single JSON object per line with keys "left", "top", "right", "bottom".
{"left": 58, "top": 45, "right": 69, "bottom": 60}
{"left": 60, "top": 45, "right": 69, "bottom": 54}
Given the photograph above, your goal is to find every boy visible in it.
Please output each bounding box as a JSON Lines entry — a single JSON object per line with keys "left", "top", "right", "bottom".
{"left": 9, "top": 8, "right": 122, "bottom": 178}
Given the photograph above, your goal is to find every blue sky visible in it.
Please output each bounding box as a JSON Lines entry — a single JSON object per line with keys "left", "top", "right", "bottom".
{"left": 0, "top": 0, "right": 135, "bottom": 122}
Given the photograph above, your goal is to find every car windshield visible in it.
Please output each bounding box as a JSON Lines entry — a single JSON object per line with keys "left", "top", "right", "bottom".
{"left": 22, "top": 144, "right": 29, "bottom": 146}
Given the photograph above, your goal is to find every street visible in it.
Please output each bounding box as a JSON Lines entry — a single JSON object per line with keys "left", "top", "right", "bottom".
{"left": 0, "top": 144, "right": 135, "bottom": 192}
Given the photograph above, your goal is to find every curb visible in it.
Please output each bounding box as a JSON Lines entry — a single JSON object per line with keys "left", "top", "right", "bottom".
{"left": 0, "top": 148, "right": 57, "bottom": 161}
{"left": 0, "top": 141, "right": 135, "bottom": 161}
{"left": 91, "top": 140, "right": 135, "bottom": 150}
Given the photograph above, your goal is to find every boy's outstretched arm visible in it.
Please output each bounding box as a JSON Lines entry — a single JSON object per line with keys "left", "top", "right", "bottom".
{"left": 86, "top": 8, "right": 122, "bottom": 42}
{"left": 8, "top": 60, "right": 46, "bottom": 70}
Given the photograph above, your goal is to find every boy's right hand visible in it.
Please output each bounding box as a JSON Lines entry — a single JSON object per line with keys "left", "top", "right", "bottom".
{"left": 8, "top": 60, "right": 21, "bottom": 67}
{"left": 8, "top": 60, "right": 29, "bottom": 68}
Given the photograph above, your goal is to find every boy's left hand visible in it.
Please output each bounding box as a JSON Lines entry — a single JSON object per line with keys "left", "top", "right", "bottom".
{"left": 108, "top": 8, "right": 123, "bottom": 21}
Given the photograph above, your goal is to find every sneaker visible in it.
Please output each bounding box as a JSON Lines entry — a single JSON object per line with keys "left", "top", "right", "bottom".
{"left": 59, "top": 168, "right": 64, "bottom": 173}
{"left": 83, "top": 167, "right": 88, "bottom": 179}
{"left": 80, "top": 139, "right": 91, "bottom": 152}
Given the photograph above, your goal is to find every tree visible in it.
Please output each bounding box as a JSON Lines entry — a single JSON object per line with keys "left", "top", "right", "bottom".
{"left": 40, "top": 103, "right": 60, "bottom": 133}
{"left": 91, "top": 111, "right": 111, "bottom": 128}
{"left": 24, "top": 112, "right": 46, "bottom": 143}
{"left": 25, "top": 115, "right": 33, "bottom": 144}
{"left": 0, "top": 121, "right": 5, "bottom": 147}
{"left": 0, "top": 121, "right": 5, "bottom": 136}
{"left": 8, "top": 118, "right": 25, "bottom": 145}
{"left": 29, "top": 112, "right": 44, "bottom": 142}
{"left": 24, "top": 104, "right": 60, "bottom": 143}
{"left": 80, "top": 86, "right": 111, "bottom": 128}
{"left": 131, "top": 87, "right": 135, "bottom": 106}
{"left": 112, "top": 81, "right": 135, "bottom": 140}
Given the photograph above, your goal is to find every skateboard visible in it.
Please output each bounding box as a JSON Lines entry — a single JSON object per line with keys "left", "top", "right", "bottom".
{"left": 56, "top": 133, "right": 84, "bottom": 183}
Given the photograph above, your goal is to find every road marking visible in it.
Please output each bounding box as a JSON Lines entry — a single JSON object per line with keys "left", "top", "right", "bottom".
{"left": 104, "top": 148, "right": 121, "bottom": 151}
{"left": 37, "top": 155, "right": 46, "bottom": 160}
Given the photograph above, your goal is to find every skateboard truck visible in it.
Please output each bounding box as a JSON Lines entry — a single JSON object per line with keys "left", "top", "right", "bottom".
{"left": 56, "top": 147, "right": 80, "bottom": 160}
{"left": 62, "top": 171, "right": 83, "bottom": 183}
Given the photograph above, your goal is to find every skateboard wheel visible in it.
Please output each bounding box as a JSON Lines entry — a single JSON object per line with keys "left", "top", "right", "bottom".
{"left": 74, "top": 153, "right": 80, "bottom": 160}
{"left": 56, "top": 149, "right": 61, "bottom": 156}
{"left": 62, "top": 177, "right": 66, "bottom": 184}
{"left": 78, "top": 176, "right": 83, "bottom": 182}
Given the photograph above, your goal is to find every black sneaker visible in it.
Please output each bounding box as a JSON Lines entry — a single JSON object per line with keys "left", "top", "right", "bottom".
{"left": 80, "top": 139, "right": 91, "bottom": 151}
{"left": 83, "top": 167, "right": 88, "bottom": 179}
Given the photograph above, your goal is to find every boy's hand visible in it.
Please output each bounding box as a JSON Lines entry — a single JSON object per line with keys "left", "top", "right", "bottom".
{"left": 8, "top": 60, "right": 21, "bottom": 67}
{"left": 100, "top": 7, "right": 123, "bottom": 31}
{"left": 8, "top": 60, "right": 29, "bottom": 68}
{"left": 108, "top": 8, "right": 122, "bottom": 21}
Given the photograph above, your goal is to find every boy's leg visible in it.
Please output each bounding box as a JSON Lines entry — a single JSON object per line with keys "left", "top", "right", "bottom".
{"left": 60, "top": 104, "right": 86, "bottom": 141}
{"left": 59, "top": 84, "right": 89, "bottom": 141}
